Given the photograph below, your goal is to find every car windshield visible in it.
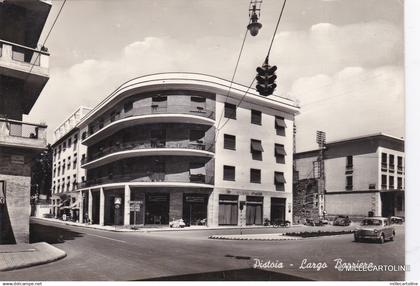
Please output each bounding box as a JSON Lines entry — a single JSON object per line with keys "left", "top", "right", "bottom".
{"left": 361, "top": 219, "right": 383, "bottom": 226}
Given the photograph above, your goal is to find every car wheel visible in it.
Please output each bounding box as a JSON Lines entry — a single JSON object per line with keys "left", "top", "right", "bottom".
{"left": 379, "top": 234, "right": 385, "bottom": 244}
{"left": 390, "top": 232, "right": 395, "bottom": 241}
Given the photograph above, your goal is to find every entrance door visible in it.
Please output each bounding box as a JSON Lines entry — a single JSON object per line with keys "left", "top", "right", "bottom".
{"left": 271, "top": 198, "right": 286, "bottom": 222}
{"left": 92, "top": 192, "right": 100, "bottom": 224}
{"left": 183, "top": 194, "right": 208, "bottom": 226}
{"left": 145, "top": 193, "right": 169, "bottom": 224}
{"left": 246, "top": 196, "right": 263, "bottom": 225}
{"left": 218, "top": 195, "right": 238, "bottom": 225}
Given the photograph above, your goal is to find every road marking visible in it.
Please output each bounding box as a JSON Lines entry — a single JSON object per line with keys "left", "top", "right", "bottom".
{"left": 86, "top": 233, "right": 127, "bottom": 243}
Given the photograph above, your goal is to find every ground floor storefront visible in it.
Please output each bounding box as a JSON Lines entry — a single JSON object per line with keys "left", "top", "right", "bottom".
{"left": 76, "top": 185, "right": 292, "bottom": 227}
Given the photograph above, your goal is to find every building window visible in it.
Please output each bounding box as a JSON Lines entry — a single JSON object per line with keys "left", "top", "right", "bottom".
{"left": 274, "top": 172, "right": 286, "bottom": 191}
{"left": 224, "top": 134, "right": 236, "bottom": 150}
{"left": 275, "top": 143, "right": 286, "bottom": 164}
{"left": 250, "top": 139, "right": 264, "bottom": 160}
{"left": 223, "top": 165, "right": 235, "bottom": 181}
{"left": 81, "top": 132, "right": 87, "bottom": 140}
{"left": 389, "top": 176, "right": 394, "bottom": 189}
{"left": 275, "top": 116, "right": 286, "bottom": 136}
{"left": 81, "top": 154, "right": 86, "bottom": 165}
{"left": 397, "top": 177, "right": 403, "bottom": 189}
{"left": 191, "top": 96, "right": 206, "bottom": 110}
{"left": 224, "top": 103, "right": 236, "bottom": 119}
{"left": 369, "top": 183, "right": 376, "bottom": 189}
{"left": 251, "top": 110, "right": 262, "bottom": 125}
{"left": 151, "top": 129, "right": 166, "bottom": 148}
{"left": 397, "top": 156, "right": 403, "bottom": 173}
{"left": 124, "top": 101, "right": 133, "bottom": 113}
{"left": 345, "top": 176, "right": 353, "bottom": 190}
{"left": 346, "top": 156, "right": 353, "bottom": 168}
{"left": 68, "top": 138, "right": 72, "bottom": 149}
{"left": 250, "top": 169, "right": 261, "bottom": 183}
{"left": 389, "top": 154, "right": 395, "bottom": 171}
{"left": 73, "top": 136, "right": 78, "bottom": 151}
{"left": 381, "top": 153, "right": 387, "bottom": 170}
{"left": 381, "top": 175, "right": 387, "bottom": 189}
{"left": 62, "top": 141, "right": 66, "bottom": 151}
{"left": 151, "top": 95, "right": 168, "bottom": 111}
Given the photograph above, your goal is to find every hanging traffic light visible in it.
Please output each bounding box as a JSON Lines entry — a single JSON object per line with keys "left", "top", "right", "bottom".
{"left": 255, "top": 57, "right": 277, "bottom": 96}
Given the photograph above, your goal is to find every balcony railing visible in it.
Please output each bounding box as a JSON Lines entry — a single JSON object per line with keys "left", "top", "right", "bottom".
{"left": 0, "top": 39, "right": 49, "bottom": 75}
{"left": 389, "top": 164, "right": 395, "bottom": 172}
{"left": 397, "top": 166, "right": 404, "bottom": 174}
{"left": 79, "top": 173, "right": 213, "bottom": 188}
{"left": 88, "top": 140, "right": 212, "bottom": 162}
{"left": 88, "top": 104, "right": 215, "bottom": 137}
{"left": 0, "top": 118, "right": 47, "bottom": 148}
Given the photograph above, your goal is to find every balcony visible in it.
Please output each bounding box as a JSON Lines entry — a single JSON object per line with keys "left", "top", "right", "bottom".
{"left": 89, "top": 139, "right": 212, "bottom": 162}
{"left": 79, "top": 173, "right": 214, "bottom": 189}
{"left": 0, "top": 40, "right": 50, "bottom": 113}
{"left": 83, "top": 107, "right": 215, "bottom": 146}
{"left": 0, "top": 118, "right": 47, "bottom": 150}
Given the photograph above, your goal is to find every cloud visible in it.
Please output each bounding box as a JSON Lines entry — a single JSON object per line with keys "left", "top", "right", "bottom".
{"left": 292, "top": 65, "right": 404, "bottom": 151}
{"left": 26, "top": 21, "right": 404, "bottom": 148}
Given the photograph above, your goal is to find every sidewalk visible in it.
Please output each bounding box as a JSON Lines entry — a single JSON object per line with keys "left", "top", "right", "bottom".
{"left": 0, "top": 242, "right": 66, "bottom": 271}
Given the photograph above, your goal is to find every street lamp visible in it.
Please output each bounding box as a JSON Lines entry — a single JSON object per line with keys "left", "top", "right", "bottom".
{"left": 247, "top": 1, "right": 262, "bottom": 36}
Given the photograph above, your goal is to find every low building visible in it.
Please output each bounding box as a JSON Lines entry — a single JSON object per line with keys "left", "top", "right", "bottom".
{"left": 0, "top": 0, "right": 51, "bottom": 244}
{"left": 294, "top": 133, "right": 405, "bottom": 221}
{"left": 50, "top": 106, "right": 91, "bottom": 220}
{"left": 53, "top": 73, "right": 299, "bottom": 227}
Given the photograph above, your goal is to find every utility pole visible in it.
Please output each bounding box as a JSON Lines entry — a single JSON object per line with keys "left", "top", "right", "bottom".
{"left": 316, "top": 131, "right": 326, "bottom": 218}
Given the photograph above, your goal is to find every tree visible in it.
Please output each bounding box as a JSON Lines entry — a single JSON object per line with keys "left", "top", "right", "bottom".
{"left": 31, "top": 144, "right": 53, "bottom": 200}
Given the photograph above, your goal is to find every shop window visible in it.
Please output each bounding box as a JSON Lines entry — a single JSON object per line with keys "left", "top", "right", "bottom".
{"left": 218, "top": 195, "right": 238, "bottom": 225}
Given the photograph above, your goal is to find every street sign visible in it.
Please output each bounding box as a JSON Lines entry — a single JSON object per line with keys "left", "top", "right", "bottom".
{"left": 129, "top": 201, "right": 142, "bottom": 212}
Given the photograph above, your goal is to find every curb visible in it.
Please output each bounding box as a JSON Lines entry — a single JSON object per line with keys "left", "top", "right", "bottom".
{"left": 0, "top": 243, "right": 67, "bottom": 272}
{"left": 209, "top": 235, "right": 302, "bottom": 241}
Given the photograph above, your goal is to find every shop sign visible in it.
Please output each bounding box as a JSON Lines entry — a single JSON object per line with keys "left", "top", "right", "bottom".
{"left": 185, "top": 196, "right": 205, "bottom": 203}
{"left": 130, "top": 201, "right": 142, "bottom": 212}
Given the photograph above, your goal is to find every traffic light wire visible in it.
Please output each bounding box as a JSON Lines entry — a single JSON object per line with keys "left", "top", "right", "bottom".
{"left": 266, "top": 0, "right": 287, "bottom": 59}
{"left": 215, "top": 27, "right": 250, "bottom": 131}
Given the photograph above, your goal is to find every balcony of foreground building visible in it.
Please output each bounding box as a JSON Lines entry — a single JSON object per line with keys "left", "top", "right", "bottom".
{"left": 82, "top": 146, "right": 214, "bottom": 170}
{"left": 88, "top": 137, "right": 214, "bottom": 162}
{"left": 0, "top": 40, "right": 50, "bottom": 113}
{"left": 0, "top": 118, "right": 47, "bottom": 150}
{"left": 84, "top": 105, "right": 215, "bottom": 146}
{"left": 78, "top": 171, "right": 214, "bottom": 189}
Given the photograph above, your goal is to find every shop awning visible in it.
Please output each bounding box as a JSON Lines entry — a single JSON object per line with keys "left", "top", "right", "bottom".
{"left": 275, "top": 173, "right": 286, "bottom": 184}
{"left": 190, "top": 166, "right": 206, "bottom": 176}
{"left": 275, "top": 117, "right": 286, "bottom": 128}
{"left": 251, "top": 140, "right": 264, "bottom": 152}
{"left": 275, "top": 145, "right": 286, "bottom": 155}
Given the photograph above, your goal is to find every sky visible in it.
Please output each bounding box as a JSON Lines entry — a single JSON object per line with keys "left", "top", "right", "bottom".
{"left": 25, "top": 0, "right": 404, "bottom": 151}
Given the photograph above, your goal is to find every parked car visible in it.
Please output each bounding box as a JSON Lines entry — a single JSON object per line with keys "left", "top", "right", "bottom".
{"left": 354, "top": 217, "right": 395, "bottom": 244}
{"left": 389, "top": 216, "right": 404, "bottom": 224}
{"left": 333, "top": 215, "right": 351, "bottom": 226}
{"left": 169, "top": 218, "right": 186, "bottom": 228}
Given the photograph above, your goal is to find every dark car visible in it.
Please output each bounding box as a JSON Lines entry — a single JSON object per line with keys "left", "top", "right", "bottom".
{"left": 389, "top": 216, "right": 404, "bottom": 224}
{"left": 333, "top": 215, "right": 351, "bottom": 226}
{"left": 354, "top": 217, "right": 395, "bottom": 244}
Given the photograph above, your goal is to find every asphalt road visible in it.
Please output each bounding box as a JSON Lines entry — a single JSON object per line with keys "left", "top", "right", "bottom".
{"left": 0, "top": 220, "right": 405, "bottom": 281}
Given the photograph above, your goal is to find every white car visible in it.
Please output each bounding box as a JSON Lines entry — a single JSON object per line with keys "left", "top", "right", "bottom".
{"left": 169, "top": 218, "right": 186, "bottom": 228}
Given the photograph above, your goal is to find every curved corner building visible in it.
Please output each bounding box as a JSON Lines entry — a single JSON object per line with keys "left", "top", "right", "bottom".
{"left": 62, "top": 73, "right": 299, "bottom": 227}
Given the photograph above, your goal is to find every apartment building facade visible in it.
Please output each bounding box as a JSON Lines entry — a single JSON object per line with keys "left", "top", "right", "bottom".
{"left": 50, "top": 106, "right": 91, "bottom": 219}
{"left": 54, "top": 73, "right": 299, "bottom": 227}
{"left": 0, "top": 0, "right": 51, "bottom": 244}
{"left": 294, "top": 133, "right": 405, "bottom": 220}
